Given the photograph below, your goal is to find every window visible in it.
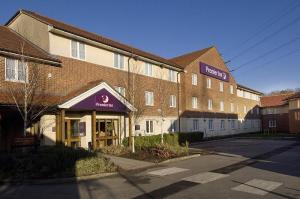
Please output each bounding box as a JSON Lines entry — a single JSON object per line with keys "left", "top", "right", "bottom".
{"left": 115, "top": 86, "right": 125, "bottom": 96}
{"left": 192, "top": 97, "right": 198, "bottom": 109}
{"left": 256, "top": 107, "right": 260, "bottom": 115}
{"left": 70, "top": 120, "right": 80, "bottom": 137}
{"left": 71, "top": 40, "right": 85, "bottom": 60}
{"left": 219, "top": 82, "right": 224, "bottom": 92}
{"left": 169, "top": 69, "right": 177, "bottom": 82}
{"left": 244, "top": 106, "right": 247, "bottom": 114}
{"left": 5, "top": 58, "right": 27, "bottom": 82}
{"left": 146, "top": 120, "right": 154, "bottom": 133}
{"left": 269, "top": 120, "right": 276, "bottom": 128}
{"left": 170, "top": 120, "right": 177, "bottom": 132}
{"left": 230, "top": 103, "right": 234, "bottom": 112}
{"left": 193, "top": 119, "right": 199, "bottom": 131}
{"left": 231, "top": 120, "right": 235, "bottom": 129}
{"left": 192, "top": 73, "right": 197, "bottom": 85}
{"left": 145, "top": 91, "right": 154, "bottom": 106}
{"left": 113, "top": 53, "right": 124, "bottom": 69}
{"left": 208, "top": 99, "right": 213, "bottom": 110}
{"left": 144, "top": 62, "right": 153, "bottom": 76}
{"left": 230, "top": 85, "right": 234, "bottom": 94}
{"left": 208, "top": 119, "right": 214, "bottom": 130}
{"left": 220, "top": 101, "right": 224, "bottom": 111}
{"left": 170, "top": 95, "right": 176, "bottom": 108}
{"left": 221, "top": 120, "right": 225, "bottom": 130}
{"left": 207, "top": 78, "right": 211, "bottom": 89}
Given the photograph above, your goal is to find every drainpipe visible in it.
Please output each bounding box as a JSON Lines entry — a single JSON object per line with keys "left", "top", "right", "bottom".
{"left": 177, "top": 71, "right": 182, "bottom": 133}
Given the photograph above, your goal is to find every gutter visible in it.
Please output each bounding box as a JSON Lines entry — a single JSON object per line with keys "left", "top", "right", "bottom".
{"left": 49, "top": 27, "right": 183, "bottom": 72}
{"left": 0, "top": 50, "right": 61, "bottom": 66}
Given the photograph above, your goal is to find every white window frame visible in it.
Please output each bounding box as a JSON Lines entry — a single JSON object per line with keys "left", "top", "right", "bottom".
{"left": 192, "top": 97, "right": 198, "bottom": 109}
{"left": 207, "top": 78, "right": 211, "bottom": 89}
{"left": 170, "top": 120, "right": 177, "bottom": 132}
{"left": 219, "top": 82, "right": 224, "bottom": 92}
{"left": 146, "top": 120, "right": 154, "bottom": 133}
{"left": 192, "top": 73, "right": 197, "bottom": 85}
{"left": 113, "top": 53, "right": 124, "bottom": 69}
{"left": 5, "top": 58, "right": 28, "bottom": 83}
{"left": 115, "top": 86, "right": 125, "bottom": 96}
{"left": 220, "top": 101, "right": 224, "bottom": 112}
{"left": 71, "top": 40, "right": 85, "bottom": 60}
{"left": 208, "top": 99, "right": 213, "bottom": 110}
{"left": 145, "top": 91, "right": 154, "bottom": 106}
{"left": 193, "top": 119, "right": 199, "bottom": 131}
{"left": 220, "top": 120, "right": 225, "bottom": 130}
{"left": 208, "top": 119, "right": 214, "bottom": 130}
{"left": 144, "top": 62, "right": 153, "bottom": 76}
{"left": 269, "top": 120, "right": 276, "bottom": 128}
{"left": 231, "top": 120, "right": 235, "bottom": 129}
{"left": 230, "top": 85, "right": 234, "bottom": 94}
{"left": 169, "top": 69, "right": 177, "bottom": 82}
{"left": 170, "top": 95, "right": 176, "bottom": 108}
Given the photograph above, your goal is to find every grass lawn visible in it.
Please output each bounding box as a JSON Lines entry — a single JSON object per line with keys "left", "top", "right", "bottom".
{"left": 0, "top": 146, "right": 117, "bottom": 181}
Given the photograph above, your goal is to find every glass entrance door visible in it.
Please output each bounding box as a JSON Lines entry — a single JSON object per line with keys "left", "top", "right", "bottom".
{"left": 64, "top": 119, "right": 81, "bottom": 148}
{"left": 95, "top": 119, "right": 119, "bottom": 148}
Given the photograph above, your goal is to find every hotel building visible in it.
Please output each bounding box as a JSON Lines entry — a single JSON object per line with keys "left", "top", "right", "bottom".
{"left": 0, "top": 10, "right": 263, "bottom": 150}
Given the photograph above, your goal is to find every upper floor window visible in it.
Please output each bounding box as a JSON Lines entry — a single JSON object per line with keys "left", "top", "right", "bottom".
{"left": 5, "top": 58, "right": 27, "bottom": 83}
{"left": 192, "top": 97, "right": 198, "bottom": 109}
{"left": 192, "top": 73, "right": 197, "bottom": 85}
{"left": 145, "top": 91, "right": 154, "bottom": 106}
{"left": 115, "top": 86, "right": 125, "bottom": 96}
{"left": 144, "top": 62, "right": 153, "bottom": 76}
{"left": 170, "top": 95, "right": 176, "bottom": 108}
{"left": 230, "top": 85, "right": 234, "bottom": 94}
{"left": 207, "top": 78, "right": 211, "bottom": 89}
{"left": 219, "top": 82, "right": 224, "bottom": 92}
{"left": 169, "top": 69, "right": 177, "bottom": 82}
{"left": 220, "top": 101, "right": 224, "bottom": 112}
{"left": 71, "top": 40, "right": 85, "bottom": 60}
{"left": 113, "top": 53, "right": 124, "bottom": 69}
{"left": 208, "top": 99, "right": 213, "bottom": 110}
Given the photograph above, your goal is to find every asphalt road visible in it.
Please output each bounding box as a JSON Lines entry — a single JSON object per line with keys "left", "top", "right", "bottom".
{"left": 1, "top": 138, "right": 300, "bottom": 199}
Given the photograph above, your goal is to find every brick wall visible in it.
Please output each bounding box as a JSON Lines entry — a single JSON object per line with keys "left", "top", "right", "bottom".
{"left": 289, "top": 109, "right": 300, "bottom": 133}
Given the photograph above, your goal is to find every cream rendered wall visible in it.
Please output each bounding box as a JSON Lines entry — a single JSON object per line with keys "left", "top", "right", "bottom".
{"left": 40, "top": 115, "right": 56, "bottom": 146}
{"left": 9, "top": 13, "right": 50, "bottom": 51}
{"left": 49, "top": 33, "right": 180, "bottom": 82}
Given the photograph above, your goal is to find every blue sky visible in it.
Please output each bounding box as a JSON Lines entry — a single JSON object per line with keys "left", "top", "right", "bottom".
{"left": 1, "top": 0, "right": 299, "bottom": 93}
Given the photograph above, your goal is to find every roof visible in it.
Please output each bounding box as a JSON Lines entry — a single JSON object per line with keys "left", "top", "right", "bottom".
{"left": 285, "top": 92, "right": 300, "bottom": 101}
{"left": 261, "top": 93, "right": 294, "bottom": 108}
{"left": 169, "top": 47, "right": 213, "bottom": 67}
{"left": 6, "top": 10, "right": 182, "bottom": 70}
{"left": 237, "top": 84, "right": 263, "bottom": 95}
{"left": 0, "top": 26, "right": 61, "bottom": 64}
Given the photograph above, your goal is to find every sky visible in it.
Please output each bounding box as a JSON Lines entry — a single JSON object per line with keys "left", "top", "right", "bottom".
{"left": 0, "top": 0, "right": 299, "bottom": 93}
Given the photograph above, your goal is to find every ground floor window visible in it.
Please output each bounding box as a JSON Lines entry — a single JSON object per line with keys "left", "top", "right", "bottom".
{"left": 220, "top": 120, "right": 225, "bottom": 130}
{"left": 269, "top": 120, "right": 276, "bottom": 128}
{"left": 208, "top": 119, "right": 214, "bottom": 130}
{"left": 170, "top": 120, "right": 176, "bottom": 132}
{"left": 193, "top": 119, "right": 199, "bottom": 131}
{"left": 146, "top": 120, "right": 154, "bottom": 133}
{"left": 231, "top": 120, "right": 235, "bottom": 129}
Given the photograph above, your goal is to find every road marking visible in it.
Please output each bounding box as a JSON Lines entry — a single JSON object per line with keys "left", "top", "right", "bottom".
{"left": 231, "top": 179, "right": 282, "bottom": 196}
{"left": 147, "top": 167, "right": 189, "bottom": 176}
{"left": 182, "top": 172, "right": 229, "bottom": 184}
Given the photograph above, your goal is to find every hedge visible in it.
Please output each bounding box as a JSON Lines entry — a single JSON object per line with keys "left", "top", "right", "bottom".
{"left": 122, "top": 132, "right": 203, "bottom": 148}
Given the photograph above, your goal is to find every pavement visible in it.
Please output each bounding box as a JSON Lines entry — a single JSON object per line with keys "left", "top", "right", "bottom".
{"left": 1, "top": 138, "right": 300, "bottom": 199}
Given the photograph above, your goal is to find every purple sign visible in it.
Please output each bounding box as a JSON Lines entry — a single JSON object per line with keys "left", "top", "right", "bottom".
{"left": 70, "top": 88, "right": 129, "bottom": 112}
{"left": 200, "top": 62, "right": 229, "bottom": 82}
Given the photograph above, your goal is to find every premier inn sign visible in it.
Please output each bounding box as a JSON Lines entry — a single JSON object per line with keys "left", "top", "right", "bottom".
{"left": 200, "top": 62, "right": 229, "bottom": 82}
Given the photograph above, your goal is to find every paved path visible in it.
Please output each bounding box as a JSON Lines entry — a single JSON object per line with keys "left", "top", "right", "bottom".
{"left": 1, "top": 138, "right": 300, "bottom": 199}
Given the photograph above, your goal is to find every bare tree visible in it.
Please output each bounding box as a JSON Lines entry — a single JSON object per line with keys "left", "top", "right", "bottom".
{"left": 5, "top": 42, "right": 57, "bottom": 136}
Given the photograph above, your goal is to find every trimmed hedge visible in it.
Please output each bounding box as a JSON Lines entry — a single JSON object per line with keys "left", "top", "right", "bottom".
{"left": 122, "top": 132, "right": 203, "bottom": 148}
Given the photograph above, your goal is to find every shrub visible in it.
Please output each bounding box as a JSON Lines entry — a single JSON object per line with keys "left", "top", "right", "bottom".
{"left": 122, "top": 132, "right": 203, "bottom": 148}
{"left": 75, "top": 157, "right": 117, "bottom": 176}
{"left": 99, "top": 145, "right": 129, "bottom": 156}
{"left": 147, "top": 143, "right": 189, "bottom": 160}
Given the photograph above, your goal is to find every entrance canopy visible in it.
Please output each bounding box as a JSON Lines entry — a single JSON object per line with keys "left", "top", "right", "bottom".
{"left": 58, "top": 82, "right": 136, "bottom": 112}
